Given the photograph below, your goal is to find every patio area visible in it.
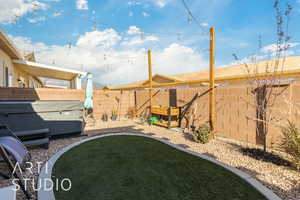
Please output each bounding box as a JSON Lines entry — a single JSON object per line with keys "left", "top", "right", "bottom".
{"left": 1, "top": 120, "right": 298, "bottom": 200}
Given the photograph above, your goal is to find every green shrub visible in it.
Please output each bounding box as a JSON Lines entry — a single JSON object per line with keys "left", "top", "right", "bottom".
{"left": 192, "top": 125, "right": 212, "bottom": 144}
{"left": 281, "top": 121, "right": 300, "bottom": 170}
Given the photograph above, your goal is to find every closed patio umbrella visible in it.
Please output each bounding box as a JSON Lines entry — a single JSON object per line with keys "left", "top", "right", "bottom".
{"left": 84, "top": 73, "right": 93, "bottom": 109}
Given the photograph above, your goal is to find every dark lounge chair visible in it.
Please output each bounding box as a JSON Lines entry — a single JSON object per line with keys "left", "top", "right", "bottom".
{"left": 0, "top": 125, "right": 50, "bottom": 149}
{"left": 0, "top": 125, "right": 35, "bottom": 199}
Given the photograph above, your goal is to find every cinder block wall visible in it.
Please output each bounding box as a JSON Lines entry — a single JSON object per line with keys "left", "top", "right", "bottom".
{"left": 135, "top": 89, "right": 170, "bottom": 117}
{"left": 0, "top": 88, "right": 85, "bottom": 101}
{"left": 93, "top": 89, "right": 135, "bottom": 120}
{"left": 1, "top": 84, "right": 298, "bottom": 147}
{"left": 0, "top": 88, "right": 135, "bottom": 120}
{"left": 135, "top": 83, "right": 298, "bottom": 148}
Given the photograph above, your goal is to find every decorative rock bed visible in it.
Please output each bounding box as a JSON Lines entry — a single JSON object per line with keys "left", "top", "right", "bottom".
{"left": 1, "top": 120, "right": 298, "bottom": 200}
{"left": 38, "top": 133, "right": 281, "bottom": 200}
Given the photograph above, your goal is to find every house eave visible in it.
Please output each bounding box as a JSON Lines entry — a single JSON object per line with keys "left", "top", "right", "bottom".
{"left": 0, "top": 30, "right": 22, "bottom": 59}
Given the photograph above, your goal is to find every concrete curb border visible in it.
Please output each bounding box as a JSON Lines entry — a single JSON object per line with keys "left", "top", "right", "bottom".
{"left": 38, "top": 133, "right": 282, "bottom": 200}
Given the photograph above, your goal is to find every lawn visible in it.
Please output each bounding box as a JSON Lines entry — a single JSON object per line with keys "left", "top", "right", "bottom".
{"left": 52, "top": 135, "right": 267, "bottom": 200}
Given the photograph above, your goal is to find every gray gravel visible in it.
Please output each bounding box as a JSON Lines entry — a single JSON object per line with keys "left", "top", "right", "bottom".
{"left": 0, "top": 120, "right": 299, "bottom": 200}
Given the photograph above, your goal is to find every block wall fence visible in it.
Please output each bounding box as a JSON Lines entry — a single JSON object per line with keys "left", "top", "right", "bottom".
{"left": 0, "top": 88, "right": 135, "bottom": 120}
{"left": 1, "top": 84, "right": 300, "bottom": 147}
{"left": 135, "top": 83, "right": 300, "bottom": 147}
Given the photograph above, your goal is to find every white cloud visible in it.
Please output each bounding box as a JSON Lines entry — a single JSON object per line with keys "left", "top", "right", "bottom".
{"left": 53, "top": 11, "right": 63, "bottom": 17}
{"left": 76, "top": 0, "right": 88, "bottom": 10}
{"left": 142, "top": 12, "right": 150, "bottom": 17}
{"left": 261, "top": 43, "right": 299, "bottom": 57}
{"left": 128, "top": 0, "right": 172, "bottom": 8}
{"left": 123, "top": 26, "right": 159, "bottom": 46}
{"left": 261, "top": 43, "right": 299, "bottom": 53}
{"left": 10, "top": 35, "right": 49, "bottom": 52}
{"left": 200, "top": 23, "right": 209, "bottom": 27}
{"left": 122, "top": 35, "right": 159, "bottom": 46}
{"left": 76, "top": 29, "right": 121, "bottom": 49}
{"left": 9, "top": 28, "right": 208, "bottom": 85}
{"left": 231, "top": 42, "right": 300, "bottom": 66}
{"left": 128, "top": 1, "right": 142, "bottom": 6}
{"left": 156, "top": 0, "right": 167, "bottom": 7}
{"left": 129, "top": 11, "right": 134, "bottom": 17}
{"left": 127, "top": 26, "right": 142, "bottom": 35}
{"left": 230, "top": 54, "right": 267, "bottom": 66}
{"left": 283, "top": 50, "right": 296, "bottom": 57}
{"left": 0, "top": 0, "right": 48, "bottom": 24}
{"left": 152, "top": 43, "right": 207, "bottom": 75}
{"left": 27, "top": 16, "right": 46, "bottom": 23}
{"left": 153, "top": 0, "right": 173, "bottom": 8}
{"left": 146, "top": 35, "right": 159, "bottom": 42}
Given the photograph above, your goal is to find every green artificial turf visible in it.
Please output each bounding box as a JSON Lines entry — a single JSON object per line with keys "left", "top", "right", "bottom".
{"left": 52, "top": 135, "right": 267, "bottom": 200}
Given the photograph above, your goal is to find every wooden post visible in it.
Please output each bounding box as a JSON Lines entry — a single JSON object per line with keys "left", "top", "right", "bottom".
{"left": 148, "top": 50, "right": 153, "bottom": 119}
{"left": 209, "top": 27, "right": 216, "bottom": 131}
{"left": 167, "top": 107, "right": 171, "bottom": 129}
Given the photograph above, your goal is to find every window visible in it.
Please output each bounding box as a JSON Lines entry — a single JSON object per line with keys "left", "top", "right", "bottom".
{"left": 8, "top": 74, "right": 12, "bottom": 87}
{"left": 4, "top": 67, "right": 8, "bottom": 87}
{"left": 2, "top": 62, "right": 9, "bottom": 87}
{"left": 29, "top": 79, "right": 34, "bottom": 88}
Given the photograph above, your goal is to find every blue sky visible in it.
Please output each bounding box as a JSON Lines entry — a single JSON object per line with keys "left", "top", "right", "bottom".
{"left": 1, "top": 0, "right": 300, "bottom": 85}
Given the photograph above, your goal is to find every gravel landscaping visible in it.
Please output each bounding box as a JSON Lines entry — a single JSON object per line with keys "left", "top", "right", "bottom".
{"left": 0, "top": 119, "right": 299, "bottom": 200}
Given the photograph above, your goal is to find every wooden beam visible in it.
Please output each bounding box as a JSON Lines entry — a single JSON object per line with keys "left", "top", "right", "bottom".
{"left": 107, "top": 70, "right": 300, "bottom": 91}
{"left": 148, "top": 50, "right": 153, "bottom": 114}
{"left": 209, "top": 27, "right": 216, "bottom": 131}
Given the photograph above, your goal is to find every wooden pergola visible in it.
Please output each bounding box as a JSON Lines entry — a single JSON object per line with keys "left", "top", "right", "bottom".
{"left": 104, "top": 28, "right": 300, "bottom": 131}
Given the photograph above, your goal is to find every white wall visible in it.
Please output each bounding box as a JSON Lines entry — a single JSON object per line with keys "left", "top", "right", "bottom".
{"left": 0, "top": 48, "right": 14, "bottom": 87}
{"left": 70, "top": 75, "right": 82, "bottom": 89}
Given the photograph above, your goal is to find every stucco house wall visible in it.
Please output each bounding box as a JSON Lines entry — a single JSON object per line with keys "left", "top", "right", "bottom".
{"left": 0, "top": 48, "right": 42, "bottom": 88}
{"left": 0, "top": 48, "right": 14, "bottom": 87}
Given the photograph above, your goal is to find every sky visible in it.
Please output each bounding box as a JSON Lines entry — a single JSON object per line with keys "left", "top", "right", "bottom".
{"left": 1, "top": 0, "right": 300, "bottom": 86}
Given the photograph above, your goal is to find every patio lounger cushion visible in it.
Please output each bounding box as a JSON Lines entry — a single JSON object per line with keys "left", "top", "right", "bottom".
{"left": 0, "top": 142, "right": 32, "bottom": 199}
{"left": 0, "top": 125, "right": 50, "bottom": 148}
{"left": 0, "top": 136, "right": 30, "bottom": 165}
{"left": 0, "top": 125, "right": 32, "bottom": 199}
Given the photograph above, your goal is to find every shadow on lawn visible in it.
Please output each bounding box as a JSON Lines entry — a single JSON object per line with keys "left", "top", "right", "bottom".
{"left": 161, "top": 137, "right": 170, "bottom": 141}
{"left": 202, "top": 152, "right": 217, "bottom": 160}
{"left": 146, "top": 132, "right": 156, "bottom": 136}
{"left": 176, "top": 144, "right": 190, "bottom": 149}
{"left": 85, "top": 125, "right": 160, "bottom": 139}
{"left": 85, "top": 125, "right": 145, "bottom": 136}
